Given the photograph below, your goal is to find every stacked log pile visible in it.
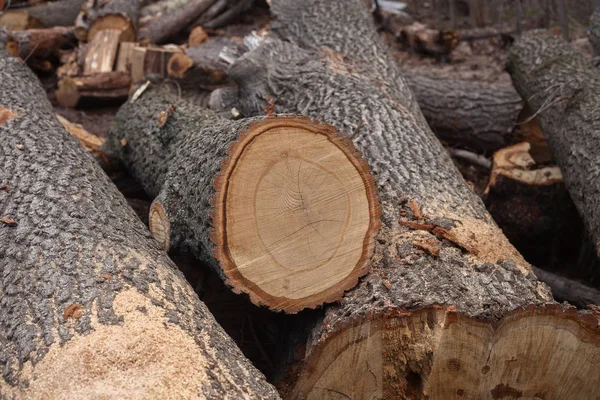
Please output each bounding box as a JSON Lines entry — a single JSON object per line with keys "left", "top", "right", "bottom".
{"left": 1, "top": 0, "right": 600, "bottom": 399}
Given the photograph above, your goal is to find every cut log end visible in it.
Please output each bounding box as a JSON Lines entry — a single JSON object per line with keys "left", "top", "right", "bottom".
{"left": 284, "top": 306, "right": 600, "bottom": 399}
{"left": 212, "top": 116, "right": 380, "bottom": 313}
{"left": 149, "top": 200, "right": 171, "bottom": 252}
{"left": 167, "top": 52, "right": 194, "bottom": 78}
{"left": 88, "top": 15, "right": 136, "bottom": 43}
{"left": 485, "top": 142, "right": 563, "bottom": 194}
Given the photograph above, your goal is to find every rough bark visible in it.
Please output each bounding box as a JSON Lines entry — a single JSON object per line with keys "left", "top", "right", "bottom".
{"left": 0, "top": 50, "right": 279, "bottom": 399}
{"left": 75, "top": 0, "right": 141, "bottom": 42}
{"left": 405, "top": 72, "right": 523, "bottom": 151}
{"left": 104, "top": 84, "right": 380, "bottom": 313}
{"left": 138, "top": 0, "right": 215, "bottom": 44}
{"left": 509, "top": 31, "right": 600, "bottom": 282}
{"left": 0, "top": 26, "right": 74, "bottom": 59}
{"left": 0, "top": 0, "right": 86, "bottom": 30}
{"left": 207, "top": 1, "right": 600, "bottom": 397}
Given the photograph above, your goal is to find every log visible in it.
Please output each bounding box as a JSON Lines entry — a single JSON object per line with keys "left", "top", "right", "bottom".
{"left": 0, "top": 26, "right": 74, "bottom": 59}
{"left": 399, "top": 22, "right": 460, "bottom": 58}
{"left": 138, "top": 0, "right": 216, "bottom": 44}
{"left": 0, "top": 0, "right": 85, "bottom": 30}
{"left": 591, "top": 6, "right": 600, "bottom": 67}
{"left": 55, "top": 71, "right": 131, "bottom": 108}
{"left": 0, "top": 50, "right": 279, "bottom": 398}
{"left": 220, "top": 0, "right": 600, "bottom": 397}
{"left": 532, "top": 266, "right": 600, "bottom": 308}
{"left": 104, "top": 84, "right": 380, "bottom": 313}
{"left": 166, "top": 37, "right": 243, "bottom": 88}
{"left": 405, "top": 72, "right": 523, "bottom": 151}
{"left": 509, "top": 31, "right": 600, "bottom": 282}
{"left": 484, "top": 142, "right": 582, "bottom": 269}
{"left": 75, "top": 0, "right": 141, "bottom": 42}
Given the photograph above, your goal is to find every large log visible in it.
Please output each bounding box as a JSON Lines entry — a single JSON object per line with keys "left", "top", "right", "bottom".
{"left": 0, "top": 50, "right": 279, "bottom": 399}
{"left": 216, "top": 1, "right": 600, "bottom": 397}
{"left": 405, "top": 72, "right": 523, "bottom": 151}
{"left": 509, "top": 31, "right": 600, "bottom": 284}
{"left": 104, "top": 84, "right": 380, "bottom": 313}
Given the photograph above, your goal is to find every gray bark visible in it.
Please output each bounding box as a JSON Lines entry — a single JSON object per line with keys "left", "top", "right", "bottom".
{"left": 103, "top": 84, "right": 259, "bottom": 270}
{"left": 405, "top": 72, "right": 523, "bottom": 151}
{"left": 532, "top": 267, "right": 600, "bottom": 307}
{"left": 0, "top": 51, "right": 278, "bottom": 399}
{"left": 508, "top": 30, "right": 600, "bottom": 282}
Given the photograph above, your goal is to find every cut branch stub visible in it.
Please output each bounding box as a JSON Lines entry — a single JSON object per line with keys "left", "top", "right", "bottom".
{"left": 211, "top": 117, "right": 380, "bottom": 311}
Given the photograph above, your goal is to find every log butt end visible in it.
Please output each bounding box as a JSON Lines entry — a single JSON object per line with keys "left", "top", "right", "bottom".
{"left": 284, "top": 305, "right": 600, "bottom": 399}
{"left": 212, "top": 116, "right": 380, "bottom": 313}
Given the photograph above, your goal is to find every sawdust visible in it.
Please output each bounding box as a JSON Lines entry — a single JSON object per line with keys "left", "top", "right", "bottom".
{"left": 0, "top": 288, "right": 211, "bottom": 400}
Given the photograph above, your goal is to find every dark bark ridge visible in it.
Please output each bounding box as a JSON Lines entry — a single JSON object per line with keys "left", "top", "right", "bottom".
{"left": 509, "top": 31, "right": 600, "bottom": 279}
{"left": 0, "top": 52, "right": 278, "bottom": 398}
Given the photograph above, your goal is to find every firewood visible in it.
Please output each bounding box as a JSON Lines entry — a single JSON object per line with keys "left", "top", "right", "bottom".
{"left": 0, "top": 26, "right": 74, "bottom": 59}
{"left": 405, "top": 72, "right": 523, "bottom": 151}
{"left": 218, "top": 1, "right": 600, "bottom": 397}
{"left": 166, "top": 37, "right": 243, "bottom": 88}
{"left": 509, "top": 31, "right": 600, "bottom": 283}
{"left": 0, "top": 0, "right": 85, "bottom": 30}
{"left": 75, "top": 0, "right": 141, "bottom": 42}
{"left": 0, "top": 50, "right": 279, "bottom": 399}
{"left": 138, "top": 0, "right": 216, "bottom": 44}
{"left": 104, "top": 83, "right": 380, "bottom": 313}
{"left": 399, "top": 22, "right": 460, "bottom": 58}
{"left": 56, "top": 71, "right": 131, "bottom": 108}
{"left": 532, "top": 266, "right": 600, "bottom": 308}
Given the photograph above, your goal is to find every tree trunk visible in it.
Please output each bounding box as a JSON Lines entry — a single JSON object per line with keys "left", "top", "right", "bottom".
{"left": 0, "top": 0, "right": 86, "bottom": 30}
{"left": 75, "top": 0, "right": 141, "bottom": 42}
{"left": 103, "top": 84, "right": 380, "bottom": 313}
{"left": 214, "top": 1, "right": 600, "bottom": 397}
{"left": 405, "top": 72, "right": 523, "bottom": 151}
{"left": 0, "top": 50, "right": 279, "bottom": 398}
{"left": 509, "top": 30, "right": 600, "bottom": 283}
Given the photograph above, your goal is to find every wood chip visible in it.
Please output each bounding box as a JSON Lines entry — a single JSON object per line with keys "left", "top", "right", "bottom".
{"left": 263, "top": 97, "right": 275, "bottom": 115}
{"left": 0, "top": 217, "right": 17, "bottom": 227}
{"left": 63, "top": 304, "right": 83, "bottom": 321}
{"left": 413, "top": 239, "right": 441, "bottom": 257}
{"left": 408, "top": 200, "right": 423, "bottom": 219}
{"left": 0, "top": 107, "right": 18, "bottom": 126}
